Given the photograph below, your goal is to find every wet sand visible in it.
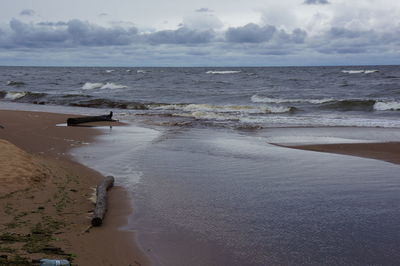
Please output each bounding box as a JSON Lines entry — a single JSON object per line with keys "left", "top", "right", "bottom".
{"left": 288, "top": 142, "right": 400, "bottom": 165}
{"left": 0, "top": 110, "right": 149, "bottom": 265}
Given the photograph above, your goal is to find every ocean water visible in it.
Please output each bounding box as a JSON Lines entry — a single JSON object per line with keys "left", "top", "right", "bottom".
{"left": 2, "top": 66, "right": 400, "bottom": 265}
{"left": 1, "top": 65, "right": 400, "bottom": 128}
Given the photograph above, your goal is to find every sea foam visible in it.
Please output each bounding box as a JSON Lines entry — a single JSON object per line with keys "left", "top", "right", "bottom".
{"left": 341, "top": 70, "right": 379, "bottom": 74}
{"left": 151, "top": 103, "right": 293, "bottom": 114}
{"left": 5, "top": 92, "right": 27, "bottom": 100}
{"left": 206, "top": 70, "right": 241, "bottom": 74}
{"left": 374, "top": 101, "right": 400, "bottom": 111}
{"left": 251, "top": 95, "right": 333, "bottom": 104}
{"left": 82, "top": 82, "right": 127, "bottom": 90}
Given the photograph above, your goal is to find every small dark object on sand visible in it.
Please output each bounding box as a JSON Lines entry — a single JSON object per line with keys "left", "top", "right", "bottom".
{"left": 0, "top": 125, "right": 4, "bottom": 129}
{"left": 67, "top": 111, "right": 115, "bottom": 126}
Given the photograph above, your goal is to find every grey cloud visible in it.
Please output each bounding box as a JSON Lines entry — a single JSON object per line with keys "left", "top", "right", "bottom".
{"left": 67, "top": 19, "right": 138, "bottom": 46}
{"left": 276, "top": 28, "right": 307, "bottom": 44}
{"left": 195, "top": 8, "right": 212, "bottom": 13}
{"left": 226, "top": 23, "right": 276, "bottom": 43}
{"left": 146, "top": 27, "right": 215, "bottom": 44}
{"left": 225, "top": 24, "right": 307, "bottom": 44}
{"left": 1, "top": 19, "right": 138, "bottom": 48}
{"left": 37, "top": 21, "right": 68, "bottom": 27}
{"left": 20, "top": 9, "right": 35, "bottom": 16}
{"left": 7, "top": 19, "right": 68, "bottom": 48}
{"left": 304, "top": 0, "right": 330, "bottom": 5}
{"left": 0, "top": 18, "right": 397, "bottom": 63}
{"left": 329, "top": 27, "right": 375, "bottom": 39}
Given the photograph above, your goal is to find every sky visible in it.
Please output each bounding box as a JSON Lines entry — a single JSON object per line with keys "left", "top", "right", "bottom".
{"left": 0, "top": 0, "right": 399, "bottom": 66}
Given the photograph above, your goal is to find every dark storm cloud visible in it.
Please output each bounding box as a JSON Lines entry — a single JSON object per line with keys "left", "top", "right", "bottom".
{"left": 303, "top": 0, "right": 330, "bottom": 5}
{"left": 19, "top": 9, "right": 35, "bottom": 16}
{"left": 146, "top": 27, "right": 215, "bottom": 44}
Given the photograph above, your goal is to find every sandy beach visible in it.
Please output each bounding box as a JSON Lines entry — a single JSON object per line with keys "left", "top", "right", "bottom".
{"left": 0, "top": 110, "right": 149, "bottom": 265}
{"left": 286, "top": 142, "right": 400, "bottom": 165}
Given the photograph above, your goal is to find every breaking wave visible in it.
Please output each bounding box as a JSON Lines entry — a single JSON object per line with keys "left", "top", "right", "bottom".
{"left": 4, "top": 92, "right": 27, "bottom": 100}
{"left": 105, "top": 69, "right": 115, "bottom": 73}
{"left": 373, "top": 101, "right": 400, "bottom": 111}
{"left": 149, "top": 103, "right": 295, "bottom": 114}
{"left": 6, "top": 81, "right": 26, "bottom": 86}
{"left": 206, "top": 70, "right": 241, "bottom": 74}
{"left": 1, "top": 91, "right": 47, "bottom": 101}
{"left": 341, "top": 70, "right": 379, "bottom": 74}
{"left": 81, "top": 82, "right": 127, "bottom": 90}
{"left": 251, "top": 95, "right": 334, "bottom": 104}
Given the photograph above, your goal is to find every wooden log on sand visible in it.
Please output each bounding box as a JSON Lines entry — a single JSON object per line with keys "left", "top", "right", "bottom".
{"left": 91, "top": 176, "right": 115, "bottom": 226}
{"left": 67, "top": 111, "right": 116, "bottom": 126}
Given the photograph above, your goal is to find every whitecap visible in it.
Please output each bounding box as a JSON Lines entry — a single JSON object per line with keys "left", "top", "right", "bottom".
{"left": 151, "top": 103, "right": 290, "bottom": 114}
{"left": 81, "top": 82, "right": 127, "bottom": 90}
{"left": 6, "top": 81, "right": 25, "bottom": 86}
{"left": 100, "top": 82, "right": 127, "bottom": 90}
{"left": 105, "top": 69, "right": 115, "bottom": 73}
{"left": 251, "top": 95, "right": 333, "bottom": 104}
{"left": 176, "top": 111, "right": 239, "bottom": 121}
{"left": 341, "top": 70, "right": 379, "bottom": 74}
{"left": 137, "top": 70, "right": 147, "bottom": 74}
{"left": 373, "top": 101, "right": 400, "bottom": 111}
{"left": 206, "top": 70, "right": 241, "bottom": 74}
{"left": 82, "top": 82, "right": 104, "bottom": 90}
{"left": 5, "top": 92, "right": 26, "bottom": 100}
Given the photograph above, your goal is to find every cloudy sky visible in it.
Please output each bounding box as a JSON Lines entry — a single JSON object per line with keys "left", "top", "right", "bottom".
{"left": 0, "top": 0, "right": 399, "bottom": 66}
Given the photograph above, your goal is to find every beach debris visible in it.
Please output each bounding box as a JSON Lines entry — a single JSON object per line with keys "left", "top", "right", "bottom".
{"left": 0, "top": 124, "right": 4, "bottom": 129}
{"left": 91, "top": 175, "right": 115, "bottom": 226}
{"left": 82, "top": 224, "right": 93, "bottom": 234}
{"left": 66, "top": 111, "right": 116, "bottom": 126}
{"left": 38, "top": 258, "right": 70, "bottom": 265}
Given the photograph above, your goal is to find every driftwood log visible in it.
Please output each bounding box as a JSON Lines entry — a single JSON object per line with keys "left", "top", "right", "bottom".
{"left": 91, "top": 175, "right": 115, "bottom": 226}
{"left": 67, "top": 111, "right": 115, "bottom": 126}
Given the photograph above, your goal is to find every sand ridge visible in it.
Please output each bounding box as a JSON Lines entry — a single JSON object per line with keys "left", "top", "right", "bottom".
{"left": 0, "top": 139, "right": 50, "bottom": 194}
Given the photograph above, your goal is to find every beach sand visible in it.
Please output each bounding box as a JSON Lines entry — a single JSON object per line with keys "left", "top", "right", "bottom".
{"left": 0, "top": 110, "right": 149, "bottom": 265}
{"left": 288, "top": 142, "right": 400, "bottom": 165}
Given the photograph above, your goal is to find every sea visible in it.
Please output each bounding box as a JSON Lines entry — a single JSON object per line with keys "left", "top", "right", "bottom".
{"left": 2, "top": 66, "right": 400, "bottom": 265}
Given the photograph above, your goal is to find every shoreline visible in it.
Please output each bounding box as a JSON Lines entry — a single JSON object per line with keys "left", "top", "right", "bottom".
{"left": 2, "top": 108, "right": 400, "bottom": 265}
{"left": 285, "top": 142, "right": 400, "bottom": 165}
{"left": 0, "top": 109, "right": 149, "bottom": 265}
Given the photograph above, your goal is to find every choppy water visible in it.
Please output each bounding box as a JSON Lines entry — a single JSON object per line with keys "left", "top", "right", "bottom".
{"left": 1, "top": 65, "right": 400, "bottom": 128}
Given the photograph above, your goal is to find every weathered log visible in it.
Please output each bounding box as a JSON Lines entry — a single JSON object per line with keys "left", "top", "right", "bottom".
{"left": 91, "top": 176, "right": 115, "bottom": 226}
{"left": 67, "top": 111, "right": 115, "bottom": 126}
